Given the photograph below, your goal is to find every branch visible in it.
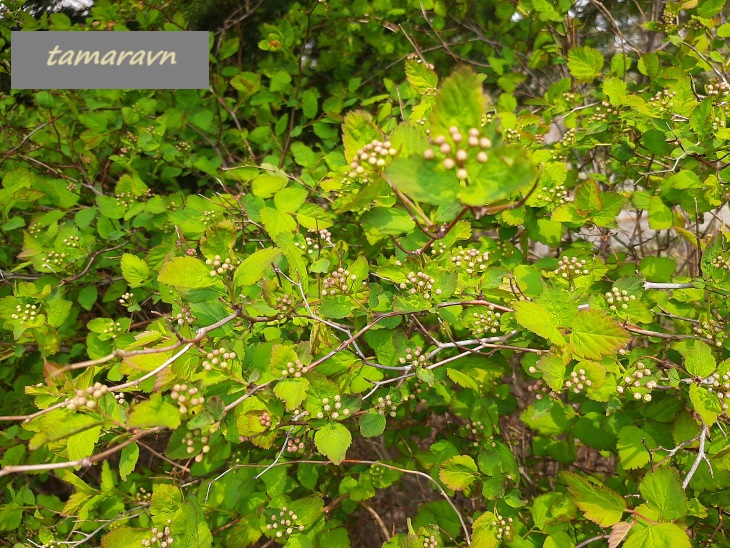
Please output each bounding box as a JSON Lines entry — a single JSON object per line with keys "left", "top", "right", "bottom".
{"left": 682, "top": 425, "right": 712, "bottom": 489}
{"left": 0, "top": 426, "right": 164, "bottom": 478}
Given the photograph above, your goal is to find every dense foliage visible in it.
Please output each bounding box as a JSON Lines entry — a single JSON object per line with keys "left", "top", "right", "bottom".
{"left": 2, "top": 0, "right": 730, "bottom": 546}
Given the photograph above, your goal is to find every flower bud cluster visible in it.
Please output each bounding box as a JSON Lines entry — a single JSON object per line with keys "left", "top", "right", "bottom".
{"left": 375, "top": 394, "right": 397, "bottom": 417}
{"left": 175, "top": 308, "right": 194, "bottom": 326}
{"left": 118, "top": 292, "right": 135, "bottom": 306}
{"left": 11, "top": 303, "right": 40, "bottom": 323}
{"left": 711, "top": 255, "right": 730, "bottom": 270}
{"left": 348, "top": 139, "right": 397, "bottom": 178}
{"left": 322, "top": 267, "right": 356, "bottom": 296}
{"left": 135, "top": 487, "right": 152, "bottom": 502}
{"left": 274, "top": 294, "right": 294, "bottom": 316}
{"left": 492, "top": 512, "right": 514, "bottom": 541}
{"left": 114, "top": 392, "right": 126, "bottom": 405}
{"left": 565, "top": 368, "right": 592, "bottom": 394}
{"left": 206, "top": 255, "right": 235, "bottom": 277}
{"left": 423, "top": 127, "right": 491, "bottom": 180}
{"left": 67, "top": 382, "right": 109, "bottom": 411}
{"left": 423, "top": 534, "right": 439, "bottom": 548}
{"left": 203, "top": 210, "right": 218, "bottom": 225}
{"left": 649, "top": 89, "right": 677, "bottom": 114}
{"left": 712, "top": 116, "right": 726, "bottom": 131}
{"left": 467, "top": 420, "right": 485, "bottom": 447}
{"left": 399, "top": 271, "right": 440, "bottom": 300}
{"left": 693, "top": 318, "right": 727, "bottom": 347}
{"left": 709, "top": 372, "right": 730, "bottom": 412}
{"left": 281, "top": 359, "right": 308, "bottom": 378}
{"left": 535, "top": 184, "right": 569, "bottom": 206}
{"left": 140, "top": 522, "right": 173, "bottom": 547}
{"left": 41, "top": 251, "right": 67, "bottom": 269}
{"left": 527, "top": 379, "right": 557, "bottom": 401}
{"left": 183, "top": 430, "right": 210, "bottom": 463}
{"left": 28, "top": 223, "right": 43, "bottom": 235}
{"left": 504, "top": 128, "right": 520, "bottom": 143}
{"left": 707, "top": 80, "right": 730, "bottom": 98}
{"left": 605, "top": 287, "right": 636, "bottom": 311}
{"left": 286, "top": 436, "right": 306, "bottom": 453}
{"left": 399, "top": 346, "right": 428, "bottom": 369}
{"left": 116, "top": 191, "right": 135, "bottom": 207}
{"left": 315, "top": 395, "right": 350, "bottom": 420}
{"left": 63, "top": 235, "right": 81, "bottom": 248}
{"left": 408, "top": 379, "right": 428, "bottom": 404}
{"left": 451, "top": 248, "right": 489, "bottom": 274}
{"left": 103, "top": 321, "right": 125, "bottom": 338}
{"left": 170, "top": 384, "right": 204, "bottom": 415}
{"left": 202, "top": 345, "right": 237, "bottom": 371}
{"left": 471, "top": 307, "right": 501, "bottom": 335}
{"left": 551, "top": 128, "right": 578, "bottom": 161}
{"left": 260, "top": 411, "right": 272, "bottom": 428}
{"left": 553, "top": 256, "right": 590, "bottom": 279}
{"left": 429, "top": 241, "right": 447, "bottom": 256}
{"left": 266, "top": 507, "right": 305, "bottom": 538}
{"left": 294, "top": 229, "right": 333, "bottom": 255}
{"left": 589, "top": 101, "right": 619, "bottom": 123}
{"left": 616, "top": 362, "right": 656, "bottom": 401}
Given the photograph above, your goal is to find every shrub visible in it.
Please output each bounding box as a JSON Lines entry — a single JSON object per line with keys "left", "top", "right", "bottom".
{"left": 1, "top": 1, "right": 730, "bottom": 547}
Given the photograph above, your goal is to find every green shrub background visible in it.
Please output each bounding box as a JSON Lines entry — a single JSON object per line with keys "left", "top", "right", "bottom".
{"left": 1, "top": 0, "right": 730, "bottom": 546}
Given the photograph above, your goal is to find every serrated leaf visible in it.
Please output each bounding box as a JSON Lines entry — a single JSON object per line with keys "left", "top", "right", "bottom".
{"left": 383, "top": 156, "right": 459, "bottom": 207}
{"left": 314, "top": 422, "right": 352, "bottom": 464}
{"left": 119, "top": 442, "right": 139, "bottom": 481}
{"left": 233, "top": 247, "right": 281, "bottom": 287}
{"left": 430, "top": 68, "right": 486, "bottom": 140}
{"left": 128, "top": 393, "right": 181, "bottom": 430}
{"left": 639, "top": 467, "right": 687, "bottom": 520}
{"left": 563, "top": 472, "right": 625, "bottom": 526}
{"left": 514, "top": 301, "right": 566, "bottom": 345}
{"left": 121, "top": 253, "right": 150, "bottom": 288}
{"left": 568, "top": 47, "right": 604, "bottom": 82}
{"left": 273, "top": 378, "right": 310, "bottom": 411}
{"left": 343, "top": 111, "right": 381, "bottom": 164}
{"left": 102, "top": 527, "right": 150, "bottom": 547}
{"left": 405, "top": 59, "right": 438, "bottom": 92}
{"left": 624, "top": 523, "right": 691, "bottom": 548}
{"left": 674, "top": 339, "right": 716, "bottom": 378}
{"left": 609, "top": 522, "right": 633, "bottom": 548}
{"left": 439, "top": 455, "right": 478, "bottom": 490}
{"left": 617, "top": 426, "right": 655, "bottom": 470}
{"left": 359, "top": 411, "right": 386, "bottom": 437}
{"left": 689, "top": 384, "right": 721, "bottom": 426}
{"left": 570, "top": 309, "right": 629, "bottom": 360}
{"left": 158, "top": 257, "right": 218, "bottom": 289}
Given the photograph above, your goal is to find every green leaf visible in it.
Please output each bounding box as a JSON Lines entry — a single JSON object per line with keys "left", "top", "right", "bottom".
{"left": 301, "top": 89, "right": 318, "bottom": 118}
{"left": 171, "top": 501, "right": 213, "bottom": 548}
{"left": 617, "top": 426, "right": 655, "bottom": 470}
{"left": 343, "top": 111, "right": 381, "bottom": 164}
{"left": 233, "top": 247, "right": 281, "bottom": 287}
{"left": 359, "top": 410, "right": 386, "bottom": 437}
{"left": 383, "top": 156, "right": 459, "bottom": 207}
{"left": 430, "top": 68, "right": 486, "bottom": 140}
{"left": 624, "top": 523, "right": 691, "bottom": 548}
{"left": 128, "top": 393, "right": 181, "bottom": 430}
{"left": 674, "top": 339, "right": 716, "bottom": 378}
{"left": 639, "top": 467, "right": 687, "bottom": 521}
{"left": 314, "top": 422, "right": 352, "bottom": 465}
{"left": 439, "top": 455, "right": 478, "bottom": 491}
{"left": 361, "top": 207, "right": 415, "bottom": 236}
{"left": 158, "top": 257, "right": 218, "bottom": 289}
{"left": 567, "top": 47, "right": 604, "bottom": 82}
{"left": 648, "top": 197, "right": 673, "bottom": 230}
{"left": 459, "top": 144, "right": 536, "bottom": 206}
{"left": 570, "top": 309, "right": 629, "bottom": 360}
{"left": 121, "top": 254, "right": 150, "bottom": 288}
{"left": 563, "top": 472, "right": 625, "bottom": 526}
{"left": 119, "top": 442, "right": 139, "bottom": 481}
{"left": 274, "top": 378, "right": 311, "bottom": 411}
{"left": 260, "top": 207, "right": 297, "bottom": 239}
{"left": 200, "top": 221, "right": 236, "bottom": 259}
{"left": 471, "top": 512, "right": 499, "bottom": 548}
{"left": 689, "top": 384, "right": 721, "bottom": 426}
{"left": 514, "top": 301, "right": 566, "bottom": 346}
{"left": 102, "top": 527, "right": 150, "bottom": 547}
{"left": 405, "top": 59, "right": 438, "bottom": 92}
{"left": 151, "top": 484, "right": 182, "bottom": 525}
{"left": 78, "top": 285, "right": 98, "bottom": 311}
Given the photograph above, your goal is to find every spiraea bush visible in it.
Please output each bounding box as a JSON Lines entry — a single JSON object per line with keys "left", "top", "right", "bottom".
{"left": 1, "top": 0, "right": 730, "bottom": 547}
